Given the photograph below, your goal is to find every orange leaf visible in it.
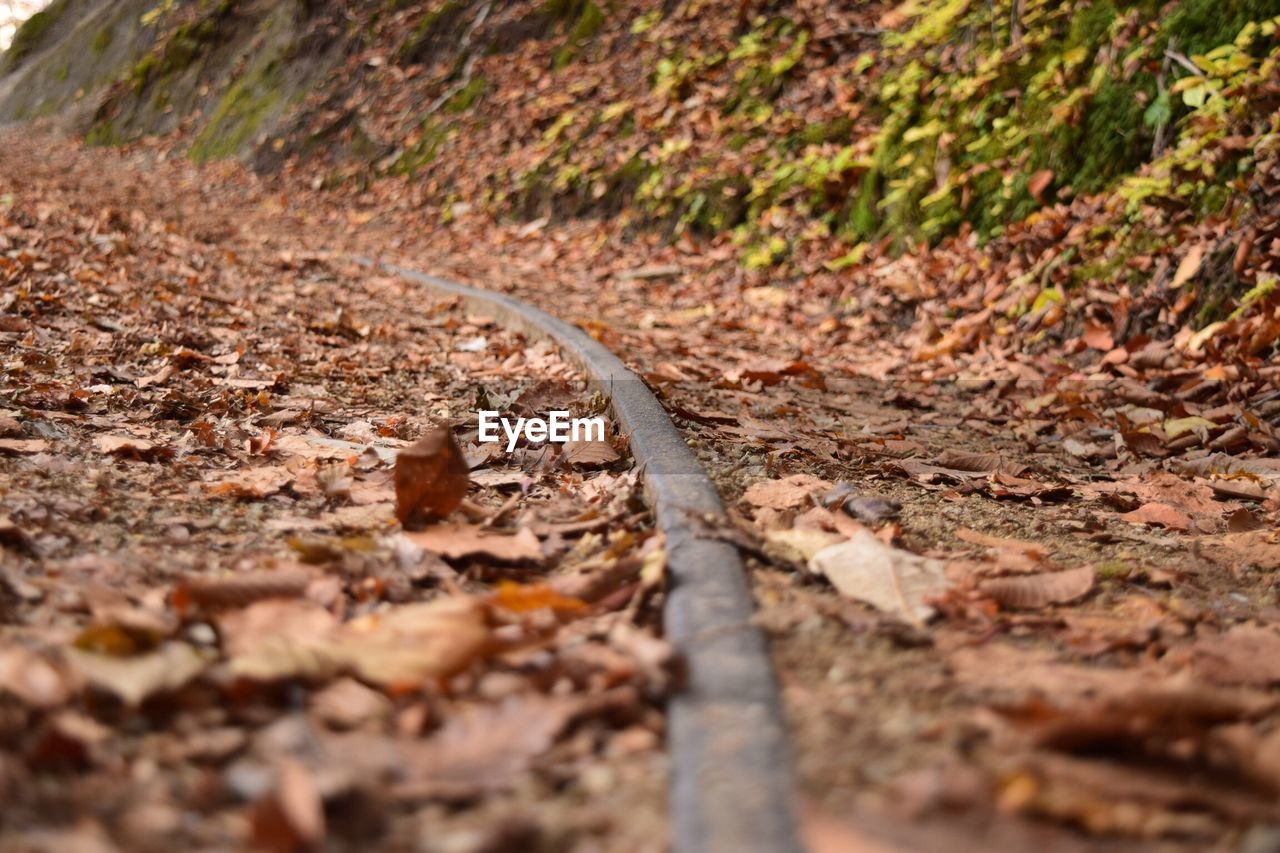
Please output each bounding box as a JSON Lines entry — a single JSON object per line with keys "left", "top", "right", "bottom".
{"left": 979, "top": 566, "right": 1095, "bottom": 609}
{"left": 490, "top": 581, "right": 587, "bottom": 614}
{"left": 395, "top": 426, "right": 470, "bottom": 526}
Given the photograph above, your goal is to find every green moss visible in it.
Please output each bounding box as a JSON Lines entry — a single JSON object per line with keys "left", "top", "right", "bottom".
{"left": 568, "top": 0, "right": 605, "bottom": 41}
{"left": 798, "top": 116, "right": 853, "bottom": 147}
{"left": 91, "top": 26, "right": 114, "bottom": 54}
{"left": 189, "top": 61, "right": 284, "bottom": 163}
{"left": 550, "top": 0, "right": 606, "bottom": 68}
{"left": 387, "top": 118, "right": 450, "bottom": 175}
{"left": 128, "top": 6, "right": 230, "bottom": 94}
{"left": 444, "top": 75, "right": 486, "bottom": 112}
{"left": 3, "top": 0, "right": 71, "bottom": 71}
{"left": 398, "top": 0, "right": 464, "bottom": 65}
{"left": 85, "top": 120, "right": 124, "bottom": 147}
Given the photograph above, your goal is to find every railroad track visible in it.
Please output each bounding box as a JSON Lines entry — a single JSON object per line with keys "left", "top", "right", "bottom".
{"left": 356, "top": 257, "right": 804, "bottom": 853}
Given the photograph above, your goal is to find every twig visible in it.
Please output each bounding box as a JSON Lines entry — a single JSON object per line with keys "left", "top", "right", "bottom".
{"left": 424, "top": 0, "right": 493, "bottom": 116}
{"left": 1165, "top": 48, "right": 1205, "bottom": 78}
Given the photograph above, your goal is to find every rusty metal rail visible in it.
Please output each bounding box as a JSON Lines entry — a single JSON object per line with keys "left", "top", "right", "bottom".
{"left": 355, "top": 256, "right": 803, "bottom": 853}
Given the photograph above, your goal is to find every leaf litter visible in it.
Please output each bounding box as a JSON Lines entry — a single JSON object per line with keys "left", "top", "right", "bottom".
{"left": 0, "top": 151, "right": 667, "bottom": 850}
{"left": 6, "top": 91, "right": 1280, "bottom": 846}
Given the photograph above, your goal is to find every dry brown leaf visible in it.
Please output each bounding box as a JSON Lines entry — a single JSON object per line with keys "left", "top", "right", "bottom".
{"left": 1118, "top": 502, "right": 1192, "bottom": 531}
{"left": 562, "top": 437, "right": 620, "bottom": 467}
{"left": 1171, "top": 243, "right": 1206, "bottom": 289}
{"left": 1027, "top": 168, "right": 1054, "bottom": 201}
{"left": 206, "top": 466, "right": 293, "bottom": 499}
{"left": 743, "top": 474, "right": 833, "bottom": 510}
{"left": 395, "top": 695, "right": 575, "bottom": 800}
{"left": 978, "top": 566, "right": 1095, "bottom": 609}
{"left": 954, "top": 527, "right": 1049, "bottom": 560}
{"left": 808, "top": 529, "right": 949, "bottom": 624}
{"left": 1190, "top": 626, "right": 1280, "bottom": 686}
{"left": 0, "top": 645, "right": 74, "bottom": 708}
{"left": 395, "top": 426, "right": 470, "bottom": 526}
{"left": 220, "top": 599, "right": 339, "bottom": 682}
{"left": 312, "top": 678, "right": 391, "bottom": 729}
{"left": 65, "top": 643, "right": 207, "bottom": 707}
{"left": 172, "top": 567, "right": 314, "bottom": 613}
{"left": 402, "top": 522, "right": 542, "bottom": 562}
{"left": 764, "top": 527, "right": 845, "bottom": 564}
{"left": 251, "top": 758, "right": 326, "bottom": 853}
{"left": 93, "top": 434, "right": 172, "bottom": 461}
{"left": 0, "top": 438, "right": 51, "bottom": 455}
{"left": 329, "top": 597, "right": 497, "bottom": 690}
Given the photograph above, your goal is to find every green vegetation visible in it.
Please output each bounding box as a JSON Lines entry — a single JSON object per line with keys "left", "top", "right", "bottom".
{"left": 398, "top": 0, "right": 464, "bottom": 65}
{"left": 91, "top": 26, "right": 113, "bottom": 54}
{"left": 387, "top": 118, "right": 451, "bottom": 175}
{"left": 2, "top": 0, "right": 71, "bottom": 71}
{"left": 189, "top": 60, "right": 284, "bottom": 162}
{"left": 444, "top": 74, "right": 486, "bottom": 112}
{"left": 128, "top": 3, "right": 230, "bottom": 94}
{"left": 552, "top": 0, "right": 605, "bottom": 68}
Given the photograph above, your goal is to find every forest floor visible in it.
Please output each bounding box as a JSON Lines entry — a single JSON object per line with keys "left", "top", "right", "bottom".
{"left": 5, "top": 126, "right": 1280, "bottom": 851}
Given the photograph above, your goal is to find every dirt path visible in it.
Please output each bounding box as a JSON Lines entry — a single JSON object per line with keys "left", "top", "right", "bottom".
{"left": 6, "top": 127, "right": 1280, "bottom": 850}
{"left": 1, "top": 132, "right": 668, "bottom": 851}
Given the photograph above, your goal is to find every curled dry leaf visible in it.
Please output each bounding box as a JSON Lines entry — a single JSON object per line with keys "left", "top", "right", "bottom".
{"left": 172, "top": 567, "right": 314, "bottom": 614}
{"left": 402, "top": 523, "right": 543, "bottom": 562}
{"left": 978, "top": 566, "right": 1095, "bottom": 610}
{"left": 93, "top": 434, "right": 172, "bottom": 461}
{"left": 808, "top": 529, "right": 949, "bottom": 625}
{"left": 65, "top": 642, "right": 207, "bottom": 707}
{"left": 395, "top": 426, "right": 470, "bottom": 526}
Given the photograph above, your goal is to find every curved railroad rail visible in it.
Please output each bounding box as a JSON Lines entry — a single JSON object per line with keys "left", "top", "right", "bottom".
{"left": 353, "top": 256, "right": 804, "bottom": 853}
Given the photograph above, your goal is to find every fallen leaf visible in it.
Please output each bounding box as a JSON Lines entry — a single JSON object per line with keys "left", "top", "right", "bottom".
{"left": 66, "top": 642, "right": 207, "bottom": 707}
{"left": 251, "top": 758, "right": 326, "bottom": 852}
{"left": 1118, "top": 502, "right": 1192, "bottom": 531}
{"left": 1027, "top": 169, "right": 1054, "bottom": 202}
{"left": 562, "top": 437, "right": 620, "bottom": 467}
{"left": 743, "top": 474, "right": 833, "bottom": 510}
{"left": 1081, "top": 321, "right": 1114, "bottom": 351}
{"left": 395, "top": 695, "right": 578, "bottom": 800}
{"left": 490, "top": 581, "right": 587, "bottom": 614}
{"left": 808, "top": 529, "right": 950, "bottom": 624}
{"left": 764, "top": 527, "right": 845, "bottom": 564}
{"left": 206, "top": 466, "right": 293, "bottom": 499}
{"left": 93, "top": 434, "right": 172, "bottom": 461}
{"left": 402, "top": 523, "right": 543, "bottom": 562}
{"left": 395, "top": 427, "right": 470, "bottom": 525}
{"left": 979, "top": 566, "right": 1095, "bottom": 609}
{"left": 1171, "top": 243, "right": 1206, "bottom": 288}
{"left": 172, "top": 567, "right": 314, "bottom": 614}
{"left": 0, "top": 645, "right": 73, "bottom": 708}
{"left": 330, "top": 597, "right": 497, "bottom": 690}
{"left": 312, "top": 678, "right": 391, "bottom": 729}
{"left": 0, "top": 438, "right": 50, "bottom": 455}
{"left": 220, "top": 599, "right": 338, "bottom": 682}
{"left": 1190, "top": 626, "right": 1280, "bottom": 687}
